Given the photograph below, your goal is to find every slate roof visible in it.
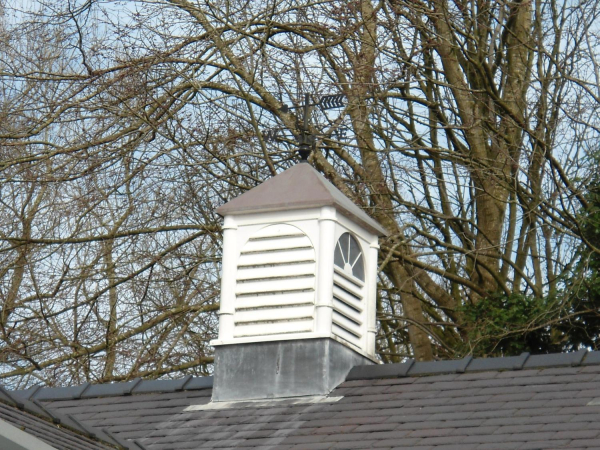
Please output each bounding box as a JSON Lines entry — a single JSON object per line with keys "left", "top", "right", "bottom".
{"left": 11, "top": 350, "right": 600, "bottom": 449}
{"left": 215, "top": 163, "right": 388, "bottom": 236}
{"left": 0, "top": 385, "right": 131, "bottom": 449}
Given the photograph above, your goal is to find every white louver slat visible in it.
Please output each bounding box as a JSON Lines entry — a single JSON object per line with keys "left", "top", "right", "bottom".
{"left": 332, "top": 269, "right": 364, "bottom": 346}
{"left": 233, "top": 224, "right": 316, "bottom": 338}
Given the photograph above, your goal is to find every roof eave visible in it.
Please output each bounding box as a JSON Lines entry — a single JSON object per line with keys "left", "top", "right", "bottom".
{"left": 216, "top": 202, "right": 388, "bottom": 237}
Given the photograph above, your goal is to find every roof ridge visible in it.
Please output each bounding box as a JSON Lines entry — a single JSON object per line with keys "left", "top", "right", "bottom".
{"left": 12, "top": 375, "right": 213, "bottom": 402}
{"left": 346, "top": 349, "right": 596, "bottom": 381}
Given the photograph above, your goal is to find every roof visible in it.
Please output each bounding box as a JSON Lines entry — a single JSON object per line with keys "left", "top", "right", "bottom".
{"left": 0, "top": 385, "right": 130, "bottom": 450}
{"left": 11, "top": 350, "right": 600, "bottom": 449}
{"left": 215, "top": 163, "right": 388, "bottom": 236}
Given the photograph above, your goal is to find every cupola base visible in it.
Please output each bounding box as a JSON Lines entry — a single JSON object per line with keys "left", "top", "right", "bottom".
{"left": 211, "top": 338, "right": 375, "bottom": 402}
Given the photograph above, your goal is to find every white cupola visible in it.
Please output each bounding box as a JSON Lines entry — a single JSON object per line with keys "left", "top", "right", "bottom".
{"left": 211, "top": 162, "right": 387, "bottom": 402}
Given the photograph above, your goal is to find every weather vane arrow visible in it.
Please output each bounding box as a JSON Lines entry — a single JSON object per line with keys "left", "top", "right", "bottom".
{"left": 260, "top": 93, "right": 348, "bottom": 161}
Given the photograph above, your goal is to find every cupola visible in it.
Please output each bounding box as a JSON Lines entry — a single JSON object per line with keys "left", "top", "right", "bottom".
{"left": 211, "top": 162, "right": 387, "bottom": 402}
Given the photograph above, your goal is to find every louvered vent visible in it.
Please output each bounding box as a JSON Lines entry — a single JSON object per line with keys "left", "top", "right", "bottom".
{"left": 234, "top": 224, "right": 316, "bottom": 338}
{"left": 332, "top": 233, "right": 365, "bottom": 347}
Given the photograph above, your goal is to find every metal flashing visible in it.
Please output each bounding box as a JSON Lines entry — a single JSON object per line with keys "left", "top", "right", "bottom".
{"left": 582, "top": 350, "right": 600, "bottom": 365}
{"left": 346, "top": 359, "right": 414, "bottom": 380}
{"left": 0, "top": 386, "right": 23, "bottom": 409}
{"left": 408, "top": 356, "right": 473, "bottom": 376}
{"left": 131, "top": 378, "right": 189, "bottom": 395}
{"left": 465, "top": 353, "right": 528, "bottom": 372}
{"left": 74, "top": 382, "right": 91, "bottom": 399}
{"left": 182, "top": 376, "right": 213, "bottom": 390}
{"left": 28, "top": 384, "right": 92, "bottom": 401}
{"left": 18, "top": 386, "right": 41, "bottom": 401}
{"left": 523, "top": 349, "right": 587, "bottom": 369}
{"left": 345, "top": 350, "right": 599, "bottom": 381}
{"left": 67, "top": 414, "right": 97, "bottom": 439}
{"left": 80, "top": 380, "right": 137, "bottom": 399}
{"left": 456, "top": 355, "right": 472, "bottom": 372}
{"left": 31, "top": 399, "right": 60, "bottom": 424}
{"left": 177, "top": 375, "right": 193, "bottom": 391}
{"left": 185, "top": 395, "right": 343, "bottom": 411}
{"left": 123, "top": 378, "right": 142, "bottom": 395}
{"left": 15, "top": 376, "right": 212, "bottom": 402}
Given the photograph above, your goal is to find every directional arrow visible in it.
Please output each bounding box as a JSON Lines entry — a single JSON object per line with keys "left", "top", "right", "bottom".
{"left": 319, "top": 94, "right": 346, "bottom": 110}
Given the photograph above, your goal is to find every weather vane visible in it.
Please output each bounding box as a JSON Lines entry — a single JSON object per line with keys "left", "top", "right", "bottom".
{"left": 261, "top": 93, "right": 348, "bottom": 162}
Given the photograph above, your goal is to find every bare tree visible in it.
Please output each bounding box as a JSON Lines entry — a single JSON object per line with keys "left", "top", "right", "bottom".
{"left": 1, "top": 0, "right": 599, "bottom": 387}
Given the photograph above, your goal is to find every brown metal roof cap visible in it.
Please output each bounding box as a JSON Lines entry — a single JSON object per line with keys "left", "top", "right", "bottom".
{"left": 216, "top": 163, "right": 388, "bottom": 236}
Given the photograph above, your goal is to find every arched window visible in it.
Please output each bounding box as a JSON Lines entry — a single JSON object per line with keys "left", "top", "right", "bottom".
{"left": 334, "top": 232, "right": 365, "bottom": 281}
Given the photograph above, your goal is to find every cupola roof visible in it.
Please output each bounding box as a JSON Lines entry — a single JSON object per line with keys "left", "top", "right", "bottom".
{"left": 216, "top": 163, "right": 388, "bottom": 236}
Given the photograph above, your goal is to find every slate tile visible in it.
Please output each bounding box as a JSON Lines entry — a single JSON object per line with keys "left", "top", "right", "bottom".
{"left": 371, "top": 437, "right": 422, "bottom": 447}
{"left": 579, "top": 365, "right": 600, "bottom": 374}
{"left": 287, "top": 443, "right": 331, "bottom": 450}
{"left": 353, "top": 423, "right": 398, "bottom": 433}
{"left": 412, "top": 374, "right": 461, "bottom": 383}
{"left": 513, "top": 407, "right": 561, "bottom": 417}
{"left": 518, "top": 440, "right": 570, "bottom": 449}
{"left": 491, "top": 423, "right": 543, "bottom": 434}
{"left": 540, "top": 421, "right": 600, "bottom": 433}
{"left": 462, "top": 434, "right": 512, "bottom": 445}
{"left": 504, "top": 431, "right": 558, "bottom": 442}
{"left": 427, "top": 411, "right": 473, "bottom": 422}
{"left": 371, "top": 377, "right": 417, "bottom": 386}
{"left": 567, "top": 414, "right": 600, "bottom": 422}
{"left": 272, "top": 427, "right": 316, "bottom": 438}
{"left": 323, "top": 432, "right": 378, "bottom": 442}
{"left": 407, "top": 427, "right": 457, "bottom": 438}
{"left": 558, "top": 405, "right": 600, "bottom": 415}
{"left": 304, "top": 418, "right": 351, "bottom": 428}
{"left": 565, "top": 440, "right": 600, "bottom": 448}
{"left": 554, "top": 429, "right": 600, "bottom": 440}
{"left": 312, "top": 425, "right": 358, "bottom": 435}
{"left": 335, "top": 409, "right": 394, "bottom": 419}
{"left": 338, "top": 380, "right": 373, "bottom": 388}
{"left": 331, "top": 440, "right": 377, "bottom": 449}
{"left": 444, "top": 396, "right": 495, "bottom": 407}
{"left": 456, "top": 371, "right": 499, "bottom": 381}
{"left": 367, "top": 399, "right": 408, "bottom": 410}
{"left": 483, "top": 414, "right": 569, "bottom": 426}
{"left": 202, "top": 438, "right": 249, "bottom": 448}
{"left": 538, "top": 367, "right": 588, "bottom": 376}
{"left": 353, "top": 386, "right": 393, "bottom": 395}
{"left": 499, "top": 400, "right": 548, "bottom": 410}
{"left": 427, "top": 445, "right": 478, "bottom": 450}
{"left": 349, "top": 393, "right": 398, "bottom": 403}
{"left": 363, "top": 430, "right": 410, "bottom": 440}
{"left": 279, "top": 434, "right": 329, "bottom": 444}
{"left": 475, "top": 443, "right": 521, "bottom": 449}
{"left": 531, "top": 390, "right": 581, "bottom": 400}
{"left": 418, "top": 435, "right": 478, "bottom": 445}
{"left": 405, "top": 397, "right": 451, "bottom": 407}
{"left": 456, "top": 425, "right": 499, "bottom": 436}
{"left": 544, "top": 398, "right": 589, "bottom": 408}
{"left": 489, "top": 393, "right": 535, "bottom": 403}
{"left": 431, "top": 387, "right": 484, "bottom": 399}
{"left": 230, "top": 429, "right": 278, "bottom": 440}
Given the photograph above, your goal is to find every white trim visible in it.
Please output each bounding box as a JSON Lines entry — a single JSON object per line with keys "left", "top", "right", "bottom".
{"left": 211, "top": 333, "right": 380, "bottom": 363}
